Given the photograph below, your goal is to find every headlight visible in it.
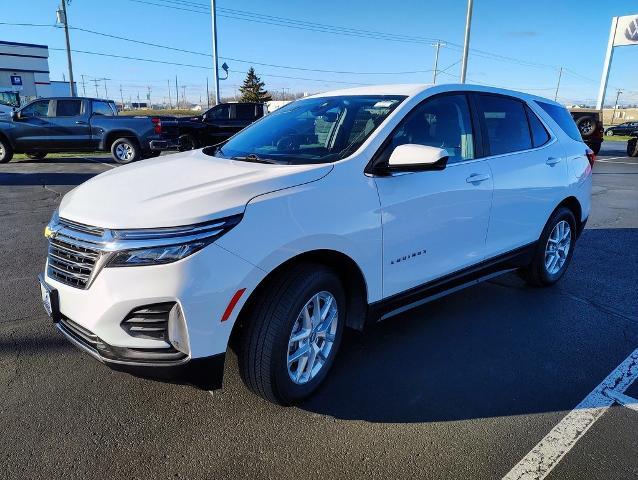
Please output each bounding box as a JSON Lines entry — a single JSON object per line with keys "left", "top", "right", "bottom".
{"left": 107, "top": 241, "right": 209, "bottom": 267}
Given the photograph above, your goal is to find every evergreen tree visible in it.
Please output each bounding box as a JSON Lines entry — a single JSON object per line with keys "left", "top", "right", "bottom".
{"left": 239, "top": 67, "right": 272, "bottom": 102}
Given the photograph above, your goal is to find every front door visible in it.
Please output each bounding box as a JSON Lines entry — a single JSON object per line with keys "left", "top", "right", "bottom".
{"left": 374, "top": 93, "right": 493, "bottom": 297}
{"left": 46, "top": 99, "right": 90, "bottom": 149}
{"left": 12, "top": 99, "right": 54, "bottom": 150}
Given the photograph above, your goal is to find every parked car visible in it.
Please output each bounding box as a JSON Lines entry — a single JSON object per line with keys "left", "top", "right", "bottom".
{"left": 605, "top": 121, "right": 638, "bottom": 136}
{"left": 0, "top": 90, "right": 20, "bottom": 117}
{"left": 0, "top": 97, "right": 180, "bottom": 164}
{"left": 39, "top": 84, "right": 593, "bottom": 404}
{"left": 569, "top": 108, "right": 603, "bottom": 155}
{"left": 176, "top": 102, "right": 266, "bottom": 150}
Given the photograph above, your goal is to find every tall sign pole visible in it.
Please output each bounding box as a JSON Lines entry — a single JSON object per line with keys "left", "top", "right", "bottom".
{"left": 60, "top": 0, "right": 75, "bottom": 96}
{"left": 210, "top": 0, "right": 221, "bottom": 105}
{"left": 596, "top": 17, "right": 619, "bottom": 110}
{"left": 460, "top": 0, "right": 473, "bottom": 83}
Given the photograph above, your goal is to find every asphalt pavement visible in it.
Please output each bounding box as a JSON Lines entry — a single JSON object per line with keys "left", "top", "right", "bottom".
{"left": 0, "top": 142, "right": 636, "bottom": 479}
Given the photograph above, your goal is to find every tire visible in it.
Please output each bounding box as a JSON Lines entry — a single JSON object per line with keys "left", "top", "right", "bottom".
{"left": 628, "top": 138, "right": 638, "bottom": 158}
{"left": 0, "top": 137, "right": 13, "bottom": 163}
{"left": 519, "top": 207, "right": 577, "bottom": 287}
{"left": 576, "top": 116, "right": 596, "bottom": 138}
{"left": 606, "top": 129, "right": 614, "bottom": 136}
{"left": 178, "top": 133, "right": 199, "bottom": 152}
{"left": 238, "top": 263, "right": 345, "bottom": 405}
{"left": 111, "top": 137, "right": 141, "bottom": 164}
{"left": 26, "top": 152, "right": 47, "bottom": 160}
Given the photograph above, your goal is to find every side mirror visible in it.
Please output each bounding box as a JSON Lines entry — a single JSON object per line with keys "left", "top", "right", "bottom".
{"left": 387, "top": 144, "right": 449, "bottom": 172}
{"left": 11, "top": 110, "right": 19, "bottom": 121}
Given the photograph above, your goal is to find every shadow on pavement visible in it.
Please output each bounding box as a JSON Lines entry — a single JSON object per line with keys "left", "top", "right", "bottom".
{"left": 15, "top": 156, "right": 115, "bottom": 165}
{"left": 0, "top": 172, "right": 99, "bottom": 186}
{"left": 299, "top": 228, "right": 638, "bottom": 423}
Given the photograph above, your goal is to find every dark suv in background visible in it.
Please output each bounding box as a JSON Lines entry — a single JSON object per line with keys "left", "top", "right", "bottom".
{"left": 569, "top": 108, "right": 603, "bottom": 155}
{"left": 176, "top": 102, "right": 266, "bottom": 150}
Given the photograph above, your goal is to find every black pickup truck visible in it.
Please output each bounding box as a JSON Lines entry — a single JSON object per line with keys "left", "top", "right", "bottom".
{"left": 176, "top": 102, "right": 266, "bottom": 150}
{"left": 0, "top": 97, "right": 180, "bottom": 164}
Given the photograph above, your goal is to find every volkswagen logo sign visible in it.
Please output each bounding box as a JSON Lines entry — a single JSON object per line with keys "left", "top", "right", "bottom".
{"left": 625, "top": 17, "right": 638, "bottom": 42}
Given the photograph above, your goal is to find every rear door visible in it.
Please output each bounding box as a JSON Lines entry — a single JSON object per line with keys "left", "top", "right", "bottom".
{"left": 476, "top": 93, "right": 568, "bottom": 258}
{"left": 47, "top": 99, "right": 91, "bottom": 149}
{"left": 203, "top": 103, "right": 233, "bottom": 143}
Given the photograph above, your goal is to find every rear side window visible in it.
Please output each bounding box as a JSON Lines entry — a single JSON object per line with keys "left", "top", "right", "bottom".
{"left": 526, "top": 106, "right": 550, "bottom": 147}
{"left": 207, "top": 104, "right": 230, "bottom": 120}
{"left": 536, "top": 101, "right": 582, "bottom": 142}
{"left": 92, "top": 100, "right": 115, "bottom": 116}
{"left": 478, "top": 95, "right": 532, "bottom": 155}
{"left": 235, "top": 103, "right": 256, "bottom": 120}
{"left": 56, "top": 100, "right": 82, "bottom": 117}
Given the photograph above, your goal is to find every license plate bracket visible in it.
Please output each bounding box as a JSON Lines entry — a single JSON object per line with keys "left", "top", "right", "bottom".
{"left": 38, "top": 274, "right": 61, "bottom": 323}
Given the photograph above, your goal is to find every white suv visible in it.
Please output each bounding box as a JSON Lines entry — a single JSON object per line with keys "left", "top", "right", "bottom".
{"left": 40, "top": 84, "right": 593, "bottom": 404}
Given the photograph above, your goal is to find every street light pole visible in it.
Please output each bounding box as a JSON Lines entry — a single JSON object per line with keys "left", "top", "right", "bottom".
{"left": 59, "top": 0, "right": 75, "bottom": 96}
{"left": 432, "top": 41, "right": 445, "bottom": 85}
{"left": 210, "top": 0, "right": 221, "bottom": 105}
{"left": 460, "top": 0, "right": 473, "bottom": 83}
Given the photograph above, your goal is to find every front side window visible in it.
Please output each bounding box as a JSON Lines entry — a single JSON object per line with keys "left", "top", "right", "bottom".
{"left": 212, "top": 95, "right": 405, "bottom": 164}
{"left": 379, "top": 94, "right": 475, "bottom": 165}
{"left": 92, "top": 100, "right": 115, "bottom": 116}
{"left": 55, "top": 100, "right": 82, "bottom": 117}
{"left": 479, "top": 95, "right": 532, "bottom": 155}
{"left": 21, "top": 100, "right": 50, "bottom": 117}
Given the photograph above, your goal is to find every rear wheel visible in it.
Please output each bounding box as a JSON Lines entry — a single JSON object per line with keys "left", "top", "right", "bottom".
{"left": 576, "top": 116, "right": 596, "bottom": 138}
{"left": 178, "top": 133, "right": 199, "bottom": 152}
{"left": 628, "top": 138, "right": 638, "bottom": 157}
{"left": 606, "top": 129, "right": 614, "bottom": 136}
{"left": 111, "top": 137, "right": 140, "bottom": 164}
{"left": 26, "top": 152, "right": 47, "bottom": 160}
{"left": 519, "top": 207, "right": 576, "bottom": 287}
{"left": 0, "top": 137, "right": 13, "bottom": 163}
{"left": 238, "top": 263, "right": 345, "bottom": 405}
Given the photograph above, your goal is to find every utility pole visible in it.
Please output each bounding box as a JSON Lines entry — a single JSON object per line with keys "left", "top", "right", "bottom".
{"left": 80, "top": 74, "right": 86, "bottom": 96}
{"left": 103, "top": 79, "right": 109, "bottom": 99}
{"left": 182, "top": 86, "right": 186, "bottom": 107}
{"left": 58, "top": 0, "right": 75, "bottom": 96}
{"left": 91, "top": 79, "right": 100, "bottom": 96}
{"left": 460, "top": 0, "right": 473, "bottom": 83}
{"left": 206, "top": 77, "right": 210, "bottom": 107}
{"left": 210, "top": 0, "right": 221, "bottom": 105}
{"left": 119, "top": 85, "right": 124, "bottom": 110}
{"left": 611, "top": 90, "right": 622, "bottom": 125}
{"left": 554, "top": 67, "right": 563, "bottom": 101}
{"left": 432, "top": 41, "right": 445, "bottom": 85}
{"left": 167, "top": 79, "right": 172, "bottom": 109}
{"left": 147, "top": 86, "right": 152, "bottom": 107}
{"left": 175, "top": 76, "right": 179, "bottom": 109}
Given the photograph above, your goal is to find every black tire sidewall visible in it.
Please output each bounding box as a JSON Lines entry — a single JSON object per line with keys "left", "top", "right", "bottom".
{"left": 270, "top": 270, "right": 346, "bottom": 403}
{"left": 576, "top": 116, "right": 596, "bottom": 138}
{"left": 111, "top": 138, "right": 140, "bottom": 164}
{"left": 178, "top": 134, "right": 198, "bottom": 152}
{"left": 536, "top": 208, "right": 577, "bottom": 285}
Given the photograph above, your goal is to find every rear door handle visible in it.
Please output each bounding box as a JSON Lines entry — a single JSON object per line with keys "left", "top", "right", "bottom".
{"left": 546, "top": 156, "right": 562, "bottom": 166}
{"left": 75, "top": 120, "right": 87, "bottom": 125}
{"left": 466, "top": 173, "right": 491, "bottom": 184}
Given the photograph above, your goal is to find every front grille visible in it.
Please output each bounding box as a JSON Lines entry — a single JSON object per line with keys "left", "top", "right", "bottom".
{"left": 47, "top": 220, "right": 103, "bottom": 289}
{"left": 121, "top": 303, "right": 176, "bottom": 341}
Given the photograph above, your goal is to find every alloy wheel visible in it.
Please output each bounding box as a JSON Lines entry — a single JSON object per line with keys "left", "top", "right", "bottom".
{"left": 287, "top": 291, "right": 338, "bottom": 385}
{"left": 544, "top": 220, "right": 571, "bottom": 275}
{"left": 115, "top": 143, "right": 133, "bottom": 161}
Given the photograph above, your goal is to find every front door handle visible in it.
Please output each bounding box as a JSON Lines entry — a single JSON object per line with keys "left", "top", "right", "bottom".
{"left": 75, "top": 120, "right": 88, "bottom": 125}
{"left": 466, "top": 173, "right": 491, "bottom": 184}
{"left": 546, "top": 156, "right": 562, "bottom": 166}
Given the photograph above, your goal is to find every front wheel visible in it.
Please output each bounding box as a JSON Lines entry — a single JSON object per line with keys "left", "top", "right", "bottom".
{"left": 238, "top": 263, "right": 345, "bottom": 405}
{"left": 519, "top": 207, "right": 576, "bottom": 287}
{"left": 178, "top": 133, "right": 199, "bottom": 152}
{"left": 606, "top": 129, "right": 614, "bottom": 136}
{"left": 111, "top": 137, "right": 141, "bottom": 164}
{"left": 0, "top": 137, "right": 14, "bottom": 163}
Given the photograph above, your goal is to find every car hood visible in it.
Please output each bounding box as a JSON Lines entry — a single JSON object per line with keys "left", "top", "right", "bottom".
{"left": 59, "top": 150, "right": 333, "bottom": 229}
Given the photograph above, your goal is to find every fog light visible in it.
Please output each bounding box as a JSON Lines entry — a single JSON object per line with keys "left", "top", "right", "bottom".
{"left": 168, "top": 303, "right": 190, "bottom": 355}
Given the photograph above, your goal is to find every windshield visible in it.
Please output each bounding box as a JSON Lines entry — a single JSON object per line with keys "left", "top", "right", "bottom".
{"left": 0, "top": 91, "right": 20, "bottom": 109}
{"left": 210, "top": 95, "right": 405, "bottom": 164}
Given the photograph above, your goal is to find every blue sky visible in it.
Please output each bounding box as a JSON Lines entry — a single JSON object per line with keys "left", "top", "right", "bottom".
{"left": 2, "top": 0, "right": 637, "bottom": 106}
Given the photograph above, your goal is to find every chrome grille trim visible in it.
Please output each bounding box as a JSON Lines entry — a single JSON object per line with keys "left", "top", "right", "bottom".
{"left": 59, "top": 217, "right": 104, "bottom": 237}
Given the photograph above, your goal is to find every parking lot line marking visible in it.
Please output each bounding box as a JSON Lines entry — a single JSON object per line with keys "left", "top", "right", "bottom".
{"left": 83, "top": 157, "right": 115, "bottom": 169}
{"left": 502, "top": 348, "right": 638, "bottom": 480}
{"left": 604, "top": 390, "right": 638, "bottom": 413}
{"left": 596, "top": 159, "right": 638, "bottom": 165}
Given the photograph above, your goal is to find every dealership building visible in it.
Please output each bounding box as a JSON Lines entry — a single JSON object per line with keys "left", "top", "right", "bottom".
{"left": 0, "top": 40, "right": 53, "bottom": 101}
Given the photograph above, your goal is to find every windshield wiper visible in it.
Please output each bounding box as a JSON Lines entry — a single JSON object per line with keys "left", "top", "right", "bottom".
{"left": 229, "top": 154, "right": 279, "bottom": 164}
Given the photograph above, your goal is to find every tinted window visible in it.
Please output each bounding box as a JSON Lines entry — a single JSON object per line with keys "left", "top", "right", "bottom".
{"left": 235, "top": 103, "right": 256, "bottom": 120}
{"left": 215, "top": 95, "right": 404, "bottom": 164}
{"left": 381, "top": 94, "right": 475, "bottom": 164}
{"left": 207, "top": 104, "right": 230, "bottom": 120}
{"left": 537, "top": 101, "right": 582, "bottom": 142}
{"left": 479, "top": 95, "right": 532, "bottom": 155}
{"left": 56, "top": 100, "right": 82, "bottom": 117}
{"left": 92, "top": 100, "right": 115, "bottom": 116}
{"left": 21, "top": 100, "right": 50, "bottom": 117}
{"left": 526, "top": 106, "right": 550, "bottom": 147}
